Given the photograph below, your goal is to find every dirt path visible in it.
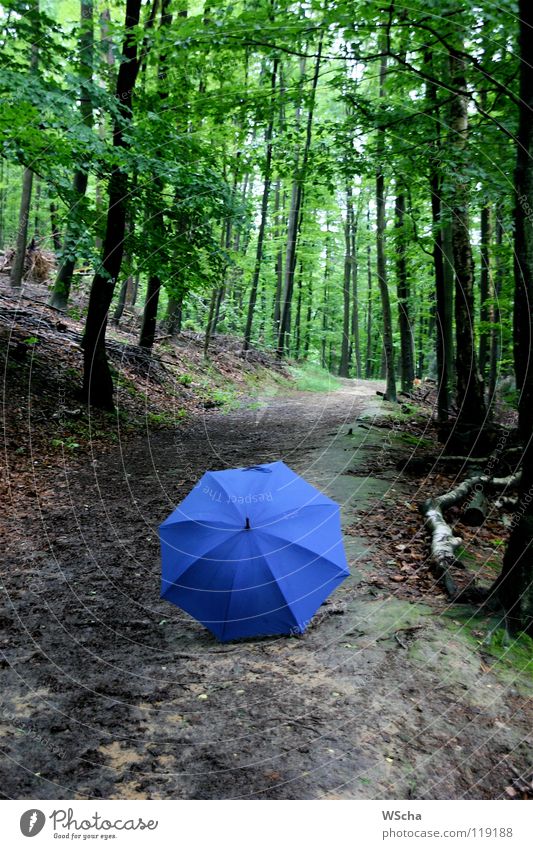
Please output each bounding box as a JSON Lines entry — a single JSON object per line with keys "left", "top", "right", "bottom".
{"left": 1, "top": 381, "right": 531, "bottom": 800}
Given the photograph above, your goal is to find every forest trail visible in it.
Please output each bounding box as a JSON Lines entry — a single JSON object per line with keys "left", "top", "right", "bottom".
{"left": 1, "top": 380, "right": 531, "bottom": 800}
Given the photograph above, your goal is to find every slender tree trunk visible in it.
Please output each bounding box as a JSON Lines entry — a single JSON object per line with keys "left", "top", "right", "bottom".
{"left": 243, "top": 57, "right": 278, "bottom": 352}
{"left": 49, "top": 0, "right": 94, "bottom": 309}
{"left": 496, "top": 1, "right": 533, "bottom": 634}
{"left": 33, "top": 178, "right": 41, "bottom": 241}
{"left": 430, "top": 176, "right": 449, "bottom": 419}
{"left": 303, "top": 270, "right": 313, "bottom": 358}
{"left": 442, "top": 222, "right": 455, "bottom": 379}
{"left": 277, "top": 42, "right": 322, "bottom": 358}
{"left": 112, "top": 274, "right": 131, "bottom": 326}
{"left": 294, "top": 261, "right": 303, "bottom": 358}
{"left": 395, "top": 190, "right": 414, "bottom": 392}
{"left": 350, "top": 195, "right": 361, "bottom": 378}
{"left": 0, "top": 160, "right": 5, "bottom": 250}
{"left": 488, "top": 205, "right": 503, "bottom": 408}
{"left": 139, "top": 0, "right": 172, "bottom": 350}
{"left": 94, "top": 8, "right": 114, "bottom": 252}
{"left": 272, "top": 181, "right": 284, "bottom": 339}
{"left": 49, "top": 202, "right": 62, "bottom": 254}
{"left": 365, "top": 205, "right": 373, "bottom": 379}
{"left": 10, "top": 167, "right": 34, "bottom": 288}
{"left": 204, "top": 169, "right": 238, "bottom": 355}
{"left": 166, "top": 292, "right": 184, "bottom": 336}
{"left": 339, "top": 186, "right": 353, "bottom": 377}
{"left": 272, "top": 66, "right": 286, "bottom": 341}
{"left": 449, "top": 49, "right": 486, "bottom": 431}
{"left": 321, "top": 221, "right": 331, "bottom": 369}
{"left": 82, "top": 0, "right": 142, "bottom": 409}
{"left": 375, "top": 54, "right": 396, "bottom": 400}
{"left": 417, "top": 313, "right": 426, "bottom": 379}
{"left": 479, "top": 203, "right": 492, "bottom": 387}
{"left": 10, "top": 7, "right": 39, "bottom": 288}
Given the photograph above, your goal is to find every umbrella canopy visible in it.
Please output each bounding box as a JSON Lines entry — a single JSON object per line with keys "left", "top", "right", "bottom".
{"left": 159, "top": 460, "right": 349, "bottom": 641}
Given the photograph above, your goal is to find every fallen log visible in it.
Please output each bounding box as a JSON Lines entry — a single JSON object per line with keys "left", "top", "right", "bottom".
{"left": 420, "top": 471, "right": 522, "bottom": 597}
{"left": 464, "top": 488, "right": 488, "bottom": 526}
{"left": 420, "top": 497, "right": 464, "bottom": 597}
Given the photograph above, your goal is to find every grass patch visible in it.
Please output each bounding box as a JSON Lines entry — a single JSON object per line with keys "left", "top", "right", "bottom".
{"left": 442, "top": 608, "right": 533, "bottom": 686}
{"left": 288, "top": 363, "right": 341, "bottom": 393}
{"left": 395, "top": 432, "right": 433, "bottom": 449}
{"left": 145, "top": 409, "right": 187, "bottom": 427}
{"left": 484, "top": 628, "right": 533, "bottom": 676}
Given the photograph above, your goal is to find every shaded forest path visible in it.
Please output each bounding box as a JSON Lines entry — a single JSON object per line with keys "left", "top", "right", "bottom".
{"left": 1, "top": 380, "right": 531, "bottom": 800}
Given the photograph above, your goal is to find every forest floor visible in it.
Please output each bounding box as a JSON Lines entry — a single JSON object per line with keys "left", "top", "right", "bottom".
{"left": 1, "top": 279, "right": 532, "bottom": 800}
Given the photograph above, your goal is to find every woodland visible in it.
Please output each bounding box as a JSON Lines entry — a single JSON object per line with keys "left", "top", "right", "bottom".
{"left": 0, "top": 0, "right": 532, "bottom": 801}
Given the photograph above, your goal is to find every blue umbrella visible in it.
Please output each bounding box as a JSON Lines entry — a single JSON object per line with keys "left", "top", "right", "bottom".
{"left": 159, "top": 461, "right": 349, "bottom": 641}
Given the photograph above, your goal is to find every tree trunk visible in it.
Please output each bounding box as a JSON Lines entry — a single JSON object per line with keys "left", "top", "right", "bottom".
{"left": 350, "top": 195, "right": 361, "bottom": 378}
{"left": 0, "top": 160, "right": 5, "bottom": 250}
{"left": 395, "top": 190, "right": 414, "bottom": 393}
{"left": 10, "top": 167, "right": 34, "bottom": 288}
{"left": 488, "top": 206, "right": 504, "bottom": 408}
{"left": 10, "top": 5, "right": 39, "bottom": 288}
{"left": 33, "top": 178, "right": 41, "bottom": 241}
{"left": 294, "top": 261, "right": 303, "bottom": 358}
{"left": 277, "top": 43, "right": 322, "bottom": 358}
{"left": 365, "top": 204, "right": 373, "bottom": 379}
{"left": 449, "top": 49, "right": 486, "bottom": 432}
{"left": 375, "top": 54, "right": 396, "bottom": 401}
{"left": 204, "top": 170, "right": 238, "bottom": 355}
{"left": 303, "top": 270, "right": 313, "bottom": 358}
{"left": 320, "top": 220, "right": 331, "bottom": 369}
{"left": 479, "top": 203, "right": 492, "bottom": 387}
{"left": 82, "top": 0, "right": 142, "bottom": 409}
{"left": 166, "top": 292, "right": 184, "bottom": 335}
{"left": 430, "top": 180, "right": 449, "bottom": 419}
{"left": 138, "top": 0, "right": 172, "bottom": 350}
{"left": 243, "top": 57, "right": 278, "bottom": 352}
{"left": 49, "top": 0, "right": 93, "bottom": 309}
{"left": 49, "top": 202, "right": 62, "bottom": 254}
{"left": 442, "top": 221, "right": 455, "bottom": 381}
{"left": 139, "top": 274, "right": 162, "bottom": 348}
{"left": 497, "top": 0, "right": 533, "bottom": 634}
{"left": 272, "top": 181, "right": 284, "bottom": 339}
{"left": 339, "top": 186, "right": 353, "bottom": 377}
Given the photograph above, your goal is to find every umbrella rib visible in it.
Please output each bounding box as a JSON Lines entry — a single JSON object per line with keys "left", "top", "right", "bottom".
{"left": 255, "top": 528, "right": 349, "bottom": 573}
{"left": 218, "top": 561, "right": 240, "bottom": 641}
{"left": 160, "top": 516, "right": 238, "bottom": 532}
{"left": 160, "top": 529, "right": 244, "bottom": 594}
{"left": 254, "top": 501, "right": 338, "bottom": 527}
{"left": 204, "top": 471, "right": 246, "bottom": 523}
{"left": 242, "top": 533, "right": 300, "bottom": 630}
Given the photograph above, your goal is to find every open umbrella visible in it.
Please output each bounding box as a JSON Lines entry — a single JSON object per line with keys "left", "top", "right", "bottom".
{"left": 159, "top": 460, "right": 349, "bottom": 641}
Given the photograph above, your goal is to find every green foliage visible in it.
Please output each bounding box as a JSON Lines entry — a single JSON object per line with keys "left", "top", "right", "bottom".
{"left": 0, "top": 0, "right": 521, "bottom": 390}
